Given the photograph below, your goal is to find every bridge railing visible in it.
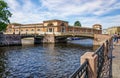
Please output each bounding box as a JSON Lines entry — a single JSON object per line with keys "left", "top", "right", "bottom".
{"left": 70, "top": 37, "right": 113, "bottom": 78}
{"left": 58, "top": 32, "right": 94, "bottom": 37}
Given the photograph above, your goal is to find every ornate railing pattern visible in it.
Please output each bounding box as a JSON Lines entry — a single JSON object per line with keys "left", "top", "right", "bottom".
{"left": 60, "top": 32, "right": 94, "bottom": 38}
{"left": 70, "top": 60, "right": 89, "bottom": 78}
{"left": 92, "top": 44, "right": 105, "bottom": 78}
{"left": 100, "top": 39, "right": 113, "bottom": 78}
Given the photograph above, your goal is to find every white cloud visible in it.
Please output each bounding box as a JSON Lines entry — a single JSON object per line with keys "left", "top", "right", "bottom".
{"left": 5, "top": 0, "right": 120, "bottom": 29}
{"left": 5, "top": 0, "right": 20, "bottom": 10}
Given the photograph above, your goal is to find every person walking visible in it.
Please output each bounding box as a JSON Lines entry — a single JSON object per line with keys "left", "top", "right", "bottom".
{"left": 113, "top": 33, "right": 118, "bottom": 43}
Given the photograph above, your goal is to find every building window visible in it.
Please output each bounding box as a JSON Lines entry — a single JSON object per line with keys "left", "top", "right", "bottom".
{"left": 37, "top": 29, "right": 40, "bottom": 31}
{"left": 47, "top": 23, "right": 54, "bottom": 26}
{"left": 48, "top": 28, "right": 53, "bottom": 32}
{"left": 61, "top": 23, "right": 65, "bottom": 26}
{"left": 16, "top": 30, "right": 18, "bottom": 32}
{"left": 61, "top": 27, "right": 66, "bottom": 32}
{"left": 31, "top": 29, "right": 34, "bottom": 31}
{"left": 69, "top": 30, "right": 72, "bottom": 32}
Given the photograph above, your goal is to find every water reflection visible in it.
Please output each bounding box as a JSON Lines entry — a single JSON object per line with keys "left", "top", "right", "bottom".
{"left": 0, "top": 39, "right": 94, "bottom": 78}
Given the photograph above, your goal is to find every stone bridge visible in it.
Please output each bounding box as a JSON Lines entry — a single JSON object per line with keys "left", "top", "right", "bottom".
{"left": 20, "top": 32, "right": 94, "bottom": 44}
{"left": 1, "top": 31, "right": 110, "bottom": 45}
{"left": 21, "top": 33, "right": 110, "bottom": 45}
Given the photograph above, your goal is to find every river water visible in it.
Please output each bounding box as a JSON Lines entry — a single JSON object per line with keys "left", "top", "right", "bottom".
{"left": 0, "top": 39, "right": 94, "bottom": 78}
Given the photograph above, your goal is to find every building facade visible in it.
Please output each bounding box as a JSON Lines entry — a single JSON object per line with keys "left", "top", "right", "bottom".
{"left": 107, "top": 26, "right": 120, "bottom": 35}
{"left": 5, "top": 20, "right": 102, "bottom": 35}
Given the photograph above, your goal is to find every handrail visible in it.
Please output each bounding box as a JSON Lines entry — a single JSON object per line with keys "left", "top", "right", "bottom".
{"left": 70, "top": 60, "right": 89, "bottom": 78}
{"left": 95, "top": 43, "right": 105, "bottom": 78}
{"left": 92, "top": 43, "right": 104, "bottom": 57}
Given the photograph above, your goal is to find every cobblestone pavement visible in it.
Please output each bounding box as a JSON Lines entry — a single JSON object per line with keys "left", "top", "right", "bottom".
{"left": 112, "top": 42, "right": 120, "bottom": 78}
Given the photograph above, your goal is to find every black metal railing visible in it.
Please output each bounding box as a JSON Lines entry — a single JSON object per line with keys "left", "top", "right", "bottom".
{"left": 92, "top": 43, "right": 105, "bottom": 78}
{"left": 70, "top": 38, "right": 113, "bottom": 78}
{"left": 107, "top": 39, "right": 113, "bottom": 78}
{"left": 70, "top": 60, "right": 89, "bottom": 78}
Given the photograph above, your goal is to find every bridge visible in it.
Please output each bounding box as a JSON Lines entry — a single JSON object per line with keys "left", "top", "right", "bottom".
{"left": 20, "top": 32, "right": 94, "bottom": 44}
{"left": 5, "top": 19, "right": 102, "bottom": 44}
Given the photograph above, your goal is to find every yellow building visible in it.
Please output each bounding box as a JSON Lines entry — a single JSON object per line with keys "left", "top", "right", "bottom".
{"left": 5, "top": 19, "right": 102, "bottom": 35}
{"left": 107, "top": 26, "right": 120, "bottom": 35}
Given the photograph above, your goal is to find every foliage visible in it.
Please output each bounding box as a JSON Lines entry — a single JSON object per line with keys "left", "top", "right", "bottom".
{"left": 0, "top": 0, "right": 12, "bottom": 31}
{"left": 74, "top": 21, "right": 81, "bottom": 27}
{"left": 0, "top": 22, "right": 7, "bottom": 31}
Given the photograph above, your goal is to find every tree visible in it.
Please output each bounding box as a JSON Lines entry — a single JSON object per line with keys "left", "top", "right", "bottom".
{"left": 74, "top": 21, "right": 81, "bottom": 27}
{"left": 0, "top": 0, "right": 12, "bottom": 31}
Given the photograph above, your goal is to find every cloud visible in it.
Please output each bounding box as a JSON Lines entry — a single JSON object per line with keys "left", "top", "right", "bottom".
{"left": 4, "top": 0, "right": 120, "bottom": 28}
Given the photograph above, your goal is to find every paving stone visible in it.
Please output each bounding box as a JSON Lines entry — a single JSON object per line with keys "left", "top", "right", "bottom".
{"left": 112, "top": 42, "right": 120, "bottom": 78}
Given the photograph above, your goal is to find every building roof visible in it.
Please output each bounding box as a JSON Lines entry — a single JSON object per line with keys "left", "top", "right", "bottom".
{"left": 11, "top": 23, "right": 22, "bottom": 26}
{"left": 11, "top": 23, "right": 43, "bottom": 27}
{"left": 107, "top": 26, "right": 120, "bottom": 29}
{"left": 21, "top": 23, "right": 43, "bottom": 26}
{"left": 93, "top": 24, "right": 102, "bottom": 26}
{"left": 43, "top": 19, "right": 68, "bottom": 23}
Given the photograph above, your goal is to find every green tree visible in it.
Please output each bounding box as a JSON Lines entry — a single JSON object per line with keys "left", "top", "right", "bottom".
{"left": 0, "top": 0, "right": 12, "bottom": 31}
{"left": 74, "top": 21, "right": 81, "bottom": 27}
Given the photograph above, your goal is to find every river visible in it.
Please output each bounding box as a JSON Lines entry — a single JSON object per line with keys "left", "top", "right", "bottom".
{"left": 0, "top": 39, "right": 94, "bottom": 78}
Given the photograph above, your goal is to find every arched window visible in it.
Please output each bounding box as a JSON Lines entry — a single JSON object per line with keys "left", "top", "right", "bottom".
{"left": 60, "top": 23, "right": 66, "bottom": 32}
{"left": 60, "top": 23, "right": 65, "bottom": 26}
{"left": 31, "top": 29, "right": 34, "bottom": 31}
{"left": 26, "top": 29, "right": 28, "bottom": 31}
{"left": 47, "top": 23, "right": 54, "bottom": 26}
{"left": 37, "top": 29, "right": 40, "bottom": 31}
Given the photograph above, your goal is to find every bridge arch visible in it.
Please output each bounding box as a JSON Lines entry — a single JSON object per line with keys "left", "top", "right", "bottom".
{"left": 21, "top": 37, "right": 34, "bottom": 45}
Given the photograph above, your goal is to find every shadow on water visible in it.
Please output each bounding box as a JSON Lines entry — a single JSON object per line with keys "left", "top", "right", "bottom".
{"left": 0, "top": 39, "right": 95, "bottom": 78}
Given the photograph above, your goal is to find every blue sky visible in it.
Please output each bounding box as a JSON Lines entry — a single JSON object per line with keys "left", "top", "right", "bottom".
{"left": 5, "top": 0, "right": 120, "bottom": 29}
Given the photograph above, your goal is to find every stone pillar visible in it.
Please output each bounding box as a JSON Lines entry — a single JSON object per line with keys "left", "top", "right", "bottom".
{"left": 81, "top": 52, "right": 98, "bottom": 78}
{"left": 43, "top": 34, "right": 55, "bottom": 43}
{"left": 104, "top": 41, "right": 108, "bottom": 57}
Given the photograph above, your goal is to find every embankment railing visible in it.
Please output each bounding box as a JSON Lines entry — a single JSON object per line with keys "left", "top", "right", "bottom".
{"left": 70, "top": 60, "right": 89, "bottom": 78}
{"left": 70, "top": 38, "right": 113, "bottom": 78}
{"left": 92, "top": 43, "right": 105, "bottom": 78}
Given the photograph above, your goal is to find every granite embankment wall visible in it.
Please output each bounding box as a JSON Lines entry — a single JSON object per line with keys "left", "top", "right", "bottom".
{"left": 0, "top": 33, "right": 21, "bottom": 46}
{"left": 94, "top": 34, "right": 111, "bottom": 45}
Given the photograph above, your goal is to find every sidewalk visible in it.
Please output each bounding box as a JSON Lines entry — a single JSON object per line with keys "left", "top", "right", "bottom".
{"left": 112, "top": 41, "right": 120, "bottom": 78}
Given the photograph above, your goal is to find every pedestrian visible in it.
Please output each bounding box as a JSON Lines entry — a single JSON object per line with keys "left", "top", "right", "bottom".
{"left": 113, "top": 33, "right": 118, "bottom": 43}
{"left": 117, "top": 33, "right": 120, "bottom": 40}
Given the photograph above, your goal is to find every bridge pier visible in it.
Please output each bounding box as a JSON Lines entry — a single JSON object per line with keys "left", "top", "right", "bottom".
{"left": 42, "top": 34, "right": 67, "bottom": 43}
{"left": 43, "top": 34, "right": 55, "bottom": 43}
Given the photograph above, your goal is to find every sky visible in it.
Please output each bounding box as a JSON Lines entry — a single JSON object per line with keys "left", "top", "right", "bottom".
{"left": 5, "top": 0, "right": 120, "bottom": 29}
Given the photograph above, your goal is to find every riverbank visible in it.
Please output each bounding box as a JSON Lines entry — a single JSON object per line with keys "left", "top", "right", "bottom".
{"left": 0, "top": 33, "right": 21, "bottom": 46}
